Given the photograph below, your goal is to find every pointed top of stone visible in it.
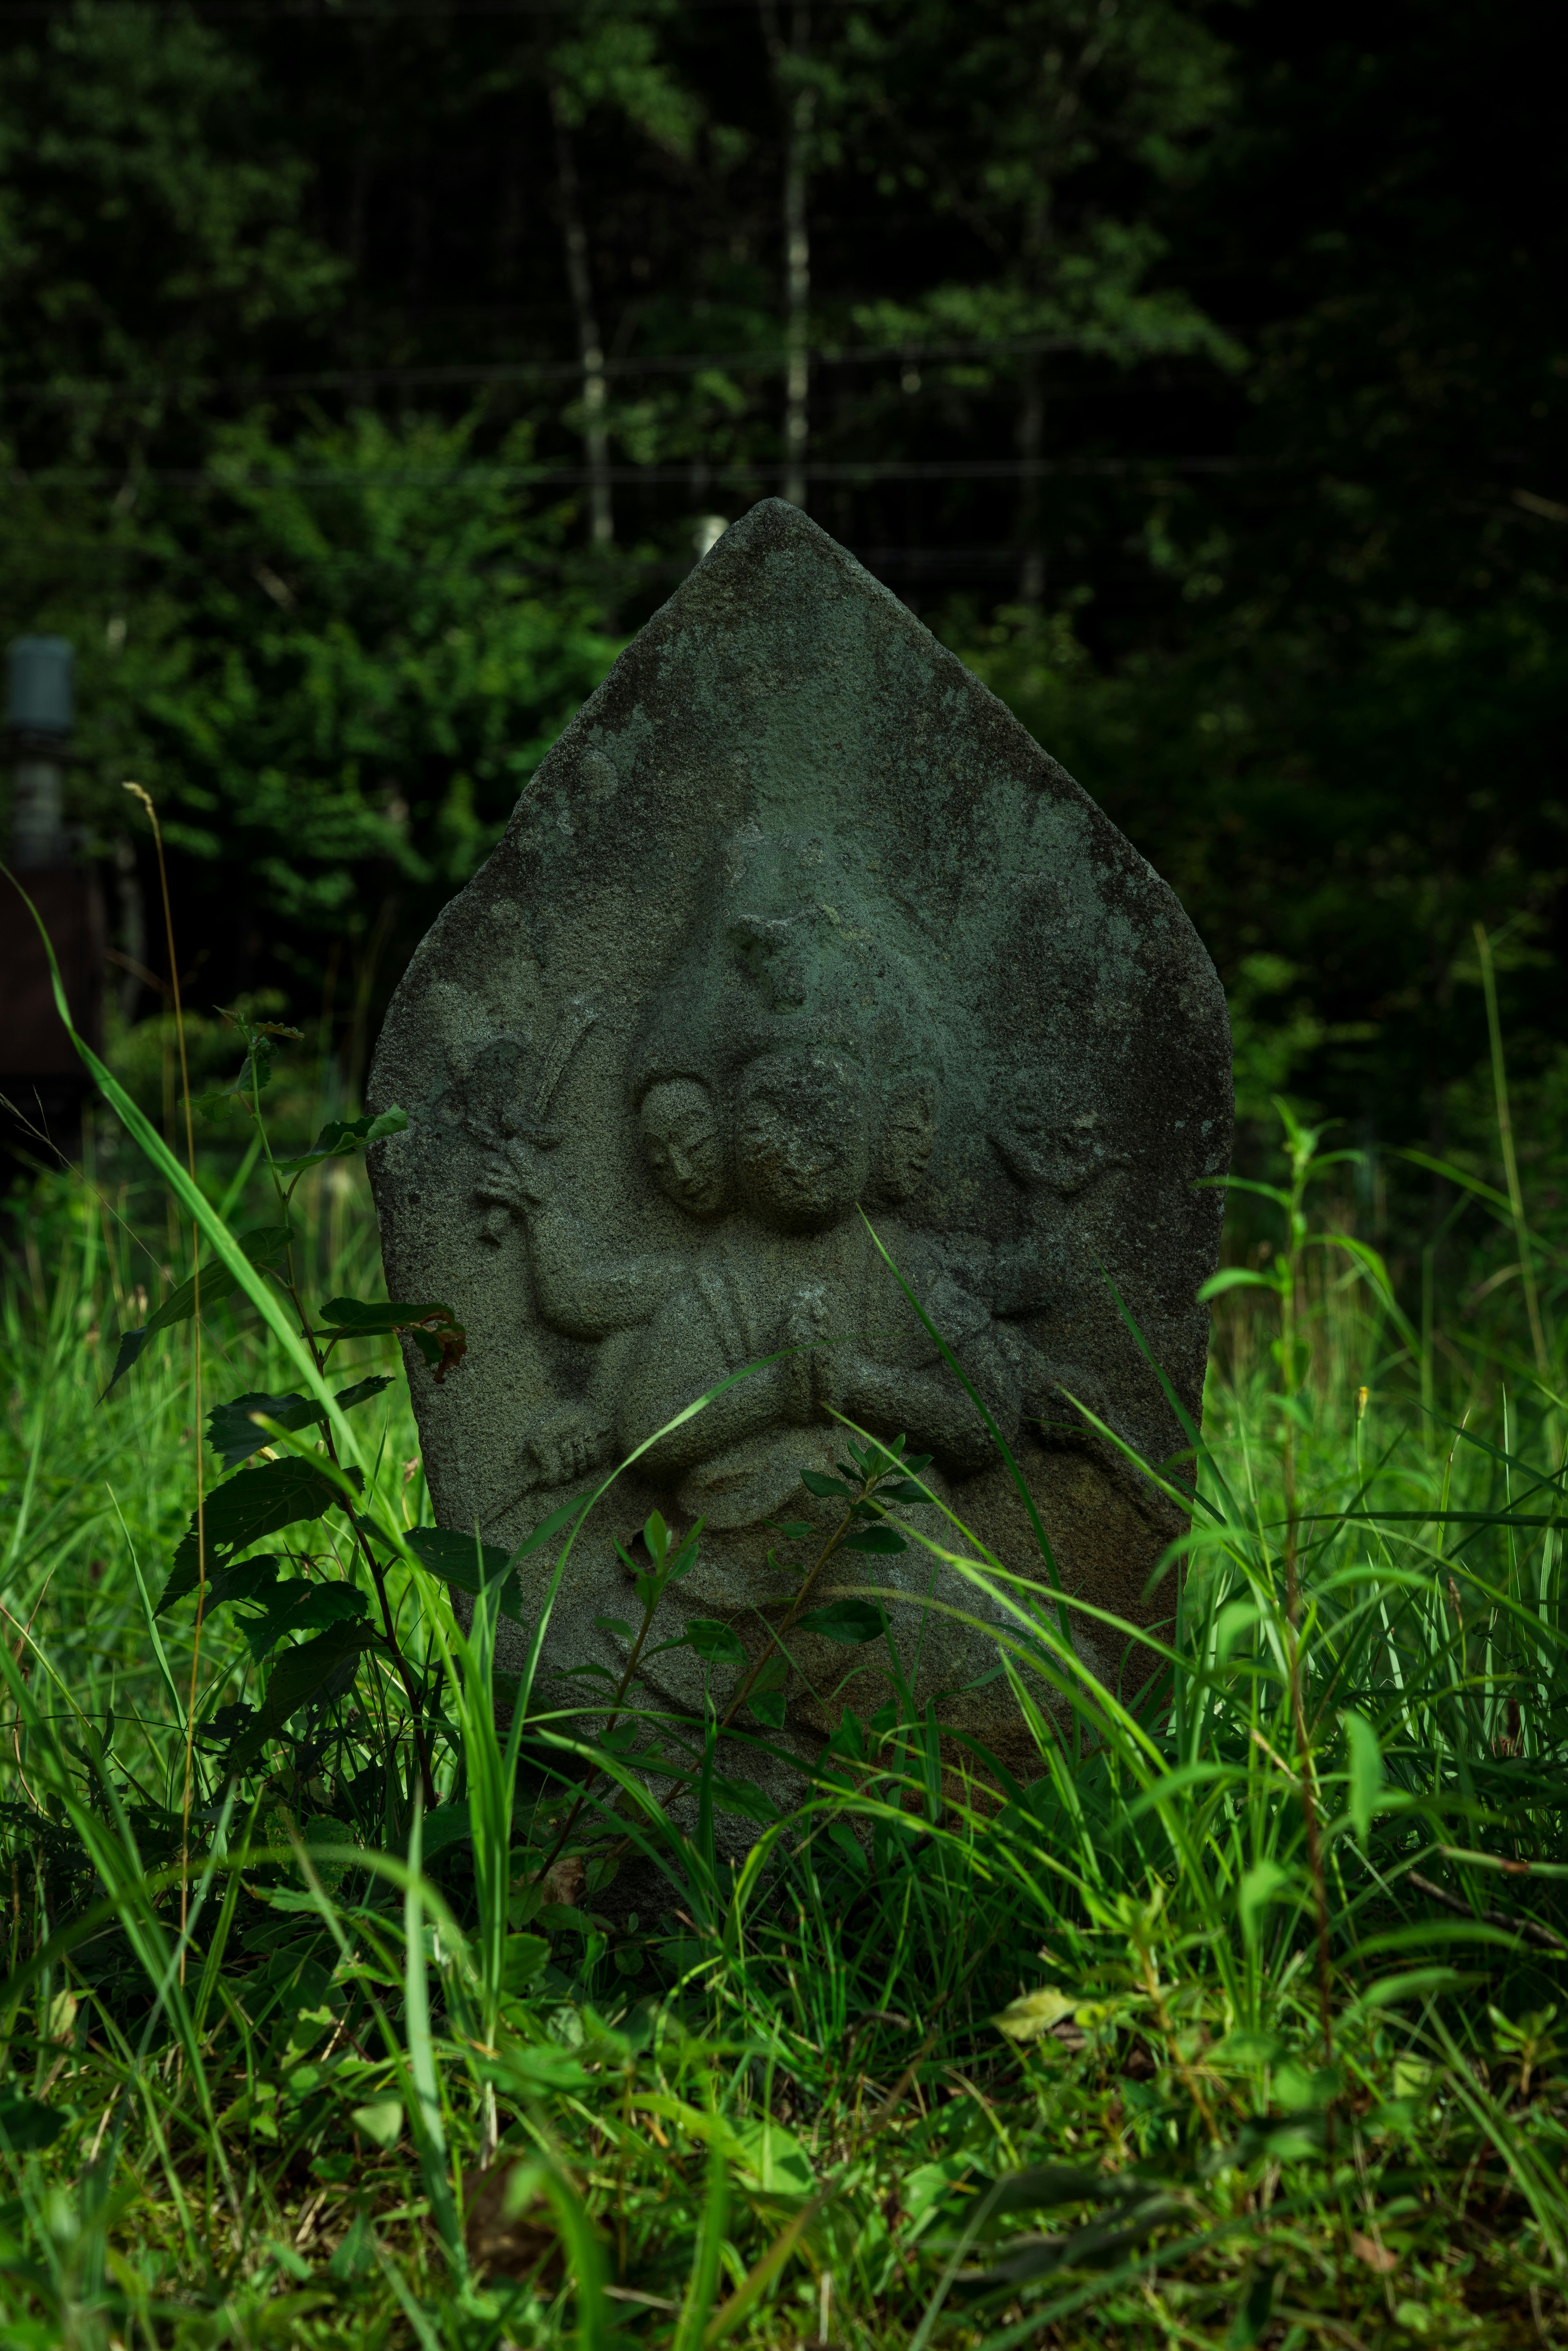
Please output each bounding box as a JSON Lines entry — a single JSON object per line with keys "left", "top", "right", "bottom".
{"left": 368, "top": 499, "right": 1231, "bottom": 1762}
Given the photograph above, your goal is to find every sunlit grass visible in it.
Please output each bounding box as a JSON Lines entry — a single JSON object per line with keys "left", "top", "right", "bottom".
{"left": 2, "top": 1093, "right": 1566, "bottom": 2348}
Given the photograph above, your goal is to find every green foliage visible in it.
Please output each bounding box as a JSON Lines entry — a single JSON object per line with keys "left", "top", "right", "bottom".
{"left": 9, "top": 1034, "right": 1568, "bottom": 2341}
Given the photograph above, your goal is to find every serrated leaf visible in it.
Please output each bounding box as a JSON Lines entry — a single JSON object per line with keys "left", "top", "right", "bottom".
{"left": 102, "top": 1226, "right": 293, "bottom": 1397}
{"left": 317, "top": 1295, "right": 467, "bottom": 1384}
{"left": 259, "top": 1620, "right": 378, "bottom": 1739}
{"left": 204, "top": 1555, "right": 281, "bottom": 1611}
{"left": 157, "top": 1457, "right": 343, "bottom": 1614}
{"left": 237, "top": 1578, "right": 368, "bottom": 1664}
{"left": 104, "top": 1325, "right": 152, "bottom": 1391}
{"left": 272, "top": 1105, "right": 408, "bottom": 1170}
{"left": 800, "top": 1470, "right": 853, "bottom": 1499}
{"left": 191, "top": 1086, "right": 241, "bottom": 1123}
{"left": 840, "top": 1524, "right": 908, "bottom": 1555}
{"left": 318, "top": 1295, "right": 453, "bottom": 1333}
{"left": 206, "top": 1375, "right": 392, "bottom": 1471}
{"left": 796, "top": 1598, "right": 888, "bottom": 1645}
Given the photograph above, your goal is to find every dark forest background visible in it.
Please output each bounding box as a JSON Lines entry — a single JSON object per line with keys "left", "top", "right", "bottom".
{"left": 2, "top": 0, "right": 1564, "bottom": 1213}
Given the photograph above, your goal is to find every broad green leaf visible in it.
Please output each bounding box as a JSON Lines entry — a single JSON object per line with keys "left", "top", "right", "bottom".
{"left": 203, "top": 1555, "right": 281, "bottom": 1611}
{"left": 840, "top": 1524, "right": 908, "bottom": 1555}
{"left": 800, "top": 1470, "right": 854, "bottom": 1499}
{"left": 272, "top": 1105, "right": 409, "bottom": 1172}
{"left": 683, "top": 1617, "right": 747, "bottom": 1664}
{"left": 733, "top": 2117, "right": 813, "bottom": 2193}
{"left": 0, "top": 2095, "right": 65, "bottom": 2151}
{"left": 350, "top": 2098, "right": 403, "bottom": 2150}
{"left": 713, "top": 1776, "right": 781, "bottom": 1823}
{"left": 418, "top": 1804, "right": 472, "bottom": 1859}
{"left": 207, "top": 1375, "right": 392, "bottom": 1471}
{"left": 1343, "top": 1709, "right": 1385, "bottom": 1846}
{"left": 594, "top": 1615, "right": 634, "bottom": 1639}
{"left": 317, "top": 1294, "right": 467, "bottom": 1382}
{"left": 991, "top": 1986, "right": 1079, "bottom": 2043}
{"left": 237, "top": 1578, "right": 368, "bottom": 1664}
{"left": 318, "top": 1295, "right": 452, "bottom": 1330}
{"left": 747, "top": 1689, "right": 788, "bottom": 1728}
{"left": 259, "top": 1619, "right": 379, "bottom": 1740}
{"left": 191, "top": 1086, "right": 242, "bottom": 1123}
{"left": 770, "top": 1520, "right": 817, "bottom": 1542}
{"left": 502, "top": 1934, "right": 550, "bottom": 1993}
{"left": 1239, "top": 1858, "right": 1294, "bottom": 1948}
{"left": 403, "top": 1525, "right": 522, "bottom": 1622}
{"left": 796, "top": 1598, "right": 888, "bottom": 1645}
{"left": 158, "top": 1456, "right": 344, "bottom": 1613}
{"left": 875, "top": 1479, "right": 933, "bottom": 1505}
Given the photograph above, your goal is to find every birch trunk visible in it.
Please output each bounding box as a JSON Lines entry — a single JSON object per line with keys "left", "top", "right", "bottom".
{"left": 762, "top": 4, "right": 813, "bottom": 509}
{"left": 549, "top": 80, "right": 613, "bottom": 548}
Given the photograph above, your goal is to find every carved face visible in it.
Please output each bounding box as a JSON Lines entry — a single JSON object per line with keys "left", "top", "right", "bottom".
{"left": 735, "top": 1048, "right": 872, "bottom": 1231}
{"left": 639, "top": 1078, "right": 728, "bottom": 1218}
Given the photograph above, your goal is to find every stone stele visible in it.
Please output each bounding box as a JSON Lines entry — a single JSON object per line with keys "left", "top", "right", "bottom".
{"left": 367, "top": 497, "right": 1231, "bottom": 1790}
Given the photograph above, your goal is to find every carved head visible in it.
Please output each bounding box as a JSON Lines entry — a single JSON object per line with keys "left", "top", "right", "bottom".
{"left": 735, "top": 1046, "right": 871, "bottom": 1232}
{"left": 639, "top": 1077, "right": 729, "bottom": 1219}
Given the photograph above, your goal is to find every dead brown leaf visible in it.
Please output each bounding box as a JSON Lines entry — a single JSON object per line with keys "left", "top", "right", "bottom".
{"left": 1351, "top": 2231, "right": 1398, "bottom": 2274}
{"left": 463, "top": 2164, "right": 563, "bottom": 2286}
{"left": 545, "top": 1855, "right": 586, "bottom": 1908}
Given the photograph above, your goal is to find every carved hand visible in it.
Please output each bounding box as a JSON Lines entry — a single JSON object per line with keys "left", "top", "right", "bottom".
{"left": 782, "top": 1286, "right": 834, "bottom": 1424}
{"left": 525, "top": 1402, "right": 604, "bottom": 1487}
{"left": 477, "top": 1135, "right": 554, "bottom": 1217}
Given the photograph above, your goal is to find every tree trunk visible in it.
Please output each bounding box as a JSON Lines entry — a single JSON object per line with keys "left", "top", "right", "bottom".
{"left": 549, "top": 80, "right": 613, "bottom": 548}
{"left": 762, "top": 4, "right": 813, "bottom": 508}
{"left": 1017, "top": 357, "right": 1045, "bottom": 603}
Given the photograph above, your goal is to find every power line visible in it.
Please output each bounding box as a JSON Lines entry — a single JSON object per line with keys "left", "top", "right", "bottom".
{"left": 3, "top": 1, "right": 865, "bottom": 16}
{"left": 0, "top": 331, "right": 1228, "bottom": 405}
{"left": 6, "top": 453, "right": 1268, "bottom": 488}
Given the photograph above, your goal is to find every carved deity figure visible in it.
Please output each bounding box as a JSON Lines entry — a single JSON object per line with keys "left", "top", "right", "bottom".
{"left": 366, "top": 497, "right": 1232, "bottom": 1787}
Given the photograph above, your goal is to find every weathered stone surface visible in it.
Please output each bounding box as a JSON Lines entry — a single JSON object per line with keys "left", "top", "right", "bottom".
{"left": 367, "top": 498, "right": 1231, "bottom": 1784}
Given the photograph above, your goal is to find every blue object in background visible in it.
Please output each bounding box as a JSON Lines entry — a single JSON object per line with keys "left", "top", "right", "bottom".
{"left": 7, "top": 636, "right": 74, "bottom": 738}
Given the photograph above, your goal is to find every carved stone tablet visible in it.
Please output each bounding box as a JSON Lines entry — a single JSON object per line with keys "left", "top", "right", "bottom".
{"left": 367, "top": 499, "right": 1231, "bottom": 1782}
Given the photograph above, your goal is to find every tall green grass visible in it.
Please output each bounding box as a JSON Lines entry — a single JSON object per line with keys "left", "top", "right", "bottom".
{"left": 2, "top": 1065, "right": 1566, "bottom": 2347}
